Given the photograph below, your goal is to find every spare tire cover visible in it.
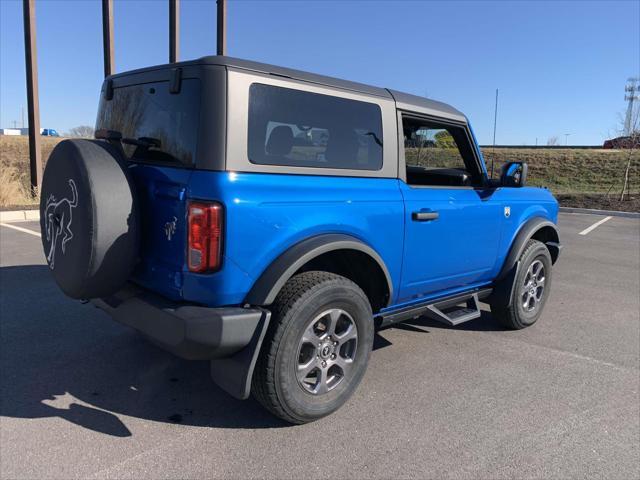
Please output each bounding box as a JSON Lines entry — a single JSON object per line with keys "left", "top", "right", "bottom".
{"left": 39, "top": 139, "right": 139, "bottom": 299}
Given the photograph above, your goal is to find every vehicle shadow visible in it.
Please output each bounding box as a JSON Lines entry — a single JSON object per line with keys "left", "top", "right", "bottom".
{"left": 0, "top": 265, "right": 290, "bottom": 437}
{"left": 0, "top": 265, "right": 506, "bottom": 438}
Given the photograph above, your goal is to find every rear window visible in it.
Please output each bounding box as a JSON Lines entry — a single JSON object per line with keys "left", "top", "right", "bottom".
{"left": 248, "top": 84, "right": 383, "bottom": 171}
{"left": 96, "top": 79, "right": 200, "bottom": 166}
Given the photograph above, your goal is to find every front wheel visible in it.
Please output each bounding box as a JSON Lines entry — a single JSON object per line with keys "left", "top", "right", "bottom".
{"left": 252, "top": 271, "right": 374, "bottom": 424}
{"left": 491, "top": 239, "right": 553, "bottom": 329}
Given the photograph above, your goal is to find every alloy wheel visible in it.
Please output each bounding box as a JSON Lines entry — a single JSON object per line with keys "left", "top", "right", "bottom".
{"left": 296, "top": 308, "right": 358, "bottom": 395}
{"left": 521, "top": 259, "right": 545, "bottom": 312}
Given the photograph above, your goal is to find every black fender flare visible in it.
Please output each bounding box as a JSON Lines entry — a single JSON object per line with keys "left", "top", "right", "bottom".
{"left": 244, "top": 233, "right": 394, "bottom": 307}
{"left": 497, "top": 217, "right": 561, "bottom": 281}
{"left": 490, "top": 216, "right": 561, "bottom": 307}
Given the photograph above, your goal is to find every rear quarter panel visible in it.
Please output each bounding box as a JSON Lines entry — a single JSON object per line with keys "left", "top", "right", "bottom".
{"left": 186, "top": 172, "right": 405, "bottom": 307}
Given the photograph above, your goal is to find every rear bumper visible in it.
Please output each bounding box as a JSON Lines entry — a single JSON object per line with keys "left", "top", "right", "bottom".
{"left": 92, "top": 284, "right": 269, "bottom": 361}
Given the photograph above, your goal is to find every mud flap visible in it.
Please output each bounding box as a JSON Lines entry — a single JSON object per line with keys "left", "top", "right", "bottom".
{"left": 210, "top": 310, "right": 271, "bottom": 400}
{"left": 487, "top": 260, "right": 521, "bottom": 308}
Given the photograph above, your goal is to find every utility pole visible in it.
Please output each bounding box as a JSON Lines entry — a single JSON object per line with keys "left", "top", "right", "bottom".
{"left": 490, "top": 88, "right": 498, "bottom": 177}
{"left": 102, "top": 0, "right": 115, "bottom": 77}
{"left": 169, "top": 0, "right": 179, "bottom": 63}
{"left": 22, "top": 0, "right": 42, "bottom": 193}
{"left": 21, "top": 106, "right": 25, "bottom": 128}
{"left": 624, "top": 77, "right": 639, "bottom": 136}
{"left": 564, "top": 133, "right": 571, "bottom": 146}
{"left": 217, "top": 0, "right": 227, "bottom": 56}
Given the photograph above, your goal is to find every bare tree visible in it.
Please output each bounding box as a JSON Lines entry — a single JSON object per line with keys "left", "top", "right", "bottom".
{"left": 66, "top": 125, "right": 95, "bottom": 138}
{"left": 546, "top": 136, "right": 559, "bottom": 146}
{"left": 619, "top": 103, "right": 639, "bottom": 201}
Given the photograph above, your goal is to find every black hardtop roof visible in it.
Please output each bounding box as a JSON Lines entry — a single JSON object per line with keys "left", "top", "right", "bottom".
{"left": 110, "top": 55, "right": 466, "bottom": 122}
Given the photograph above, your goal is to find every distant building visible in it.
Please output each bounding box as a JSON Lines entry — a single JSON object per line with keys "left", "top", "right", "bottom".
{"left": 0, "top": 128, "right": 21, "bottom": 136}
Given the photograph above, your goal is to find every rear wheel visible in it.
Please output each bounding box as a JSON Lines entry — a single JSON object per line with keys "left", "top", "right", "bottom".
{"left": 252, "top": 271, "right": 374, "bottom": 424}
{"left": 491, "top": 239, "right": 552, "bottom": 329}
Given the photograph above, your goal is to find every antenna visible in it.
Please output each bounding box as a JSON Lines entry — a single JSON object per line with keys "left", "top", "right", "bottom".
{"left": 624, "top": 77, "right": 639, "bottom": 136}
{"left": 490, "top": 89, "right": 499, "bottom": 178}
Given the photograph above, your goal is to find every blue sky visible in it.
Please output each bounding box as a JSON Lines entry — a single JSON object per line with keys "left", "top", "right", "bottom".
{"left": 1, "top": 0, "right": 638, "bottom": 145}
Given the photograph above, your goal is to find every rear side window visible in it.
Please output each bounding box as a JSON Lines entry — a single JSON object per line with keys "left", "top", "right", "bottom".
{"left": 96, "top": 79, "right": 201, "bottom": 166}
{"left": 248, "top": 84, "right": 383, "bottom": 171}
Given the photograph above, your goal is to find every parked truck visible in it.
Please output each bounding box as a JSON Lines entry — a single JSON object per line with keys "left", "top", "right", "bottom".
{"left": 39, "top": 56, "right": 561, "bottom": 424}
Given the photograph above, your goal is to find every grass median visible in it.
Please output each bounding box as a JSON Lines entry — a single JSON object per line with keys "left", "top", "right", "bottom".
{"left": 1, "top": 136, "right": 638, "bottom": 211}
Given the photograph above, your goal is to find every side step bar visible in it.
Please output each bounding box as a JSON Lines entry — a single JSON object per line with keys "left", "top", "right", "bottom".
{"left": 425, "top": 293, "right": 481, "bottom": 326}
{"left": 379, "top": 288, "right": 492, "bottom": 328}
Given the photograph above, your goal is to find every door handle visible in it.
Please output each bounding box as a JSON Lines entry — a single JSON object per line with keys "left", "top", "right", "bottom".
{"left": 412, "top": 211, "right": 439, "bottom": 221}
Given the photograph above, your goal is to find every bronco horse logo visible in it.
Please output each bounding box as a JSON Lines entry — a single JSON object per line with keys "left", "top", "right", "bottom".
{"left": 44, "top": 179, "right": 78, "bottom": 269}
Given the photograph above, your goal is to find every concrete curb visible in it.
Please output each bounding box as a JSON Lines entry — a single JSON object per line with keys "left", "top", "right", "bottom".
{"left": 0, "top": 209, "right": 39, "bottom": 222}
{"left": 559, "top": 207, "right": 640, "bottom": 219}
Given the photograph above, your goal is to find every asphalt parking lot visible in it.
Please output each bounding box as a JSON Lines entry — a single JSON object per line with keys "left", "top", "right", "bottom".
{"left": 1, "top": 213, "right": 638, "bottom": 479}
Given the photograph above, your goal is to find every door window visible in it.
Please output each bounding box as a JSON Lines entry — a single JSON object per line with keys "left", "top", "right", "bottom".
{"left": 402, "top": 116, "right": 481, "bottom": 187}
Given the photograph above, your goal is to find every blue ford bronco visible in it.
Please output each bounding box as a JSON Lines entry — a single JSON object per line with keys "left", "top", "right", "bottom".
{"left": 39, "top": 56, "right": 561, "bottom": 424}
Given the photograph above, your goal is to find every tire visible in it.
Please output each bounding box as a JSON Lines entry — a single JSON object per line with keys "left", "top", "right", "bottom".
{"left": 491, "top": 239, "right": 552, "bottom": 330}
{"left": 252, "top": 271, "right": 374, "bottom": 424}
{"left": 39, "top": 139, "right": 139, "bottom": 299}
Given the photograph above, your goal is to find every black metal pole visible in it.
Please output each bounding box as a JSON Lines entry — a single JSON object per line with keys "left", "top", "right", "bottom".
{"left": 217, "top": 0, "right": 226, "bottom": 56}
{"left": 102, "top": 0, "right": 114, "bottom": 77}
{"left": 491, "top": 88, "right": 499, "bottom": 178}
{"left": 170, "top": 0, "right": 179, "bottom": 63}
{"left": 22, "top": 0, "right": 42, "bottom": 193}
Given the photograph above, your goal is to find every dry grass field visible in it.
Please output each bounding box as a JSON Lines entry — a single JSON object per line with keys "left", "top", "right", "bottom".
{"left": 484, "top": 148, "right": 639, "bottom": 211}
{"left": 1, "top": 136, "right": 63, "bottom": 208}
{"left": 1, "top": 136, "right": 638, "bottom": 210}
{"left": 482, "top": 148, "right": 639, "bottom": 194}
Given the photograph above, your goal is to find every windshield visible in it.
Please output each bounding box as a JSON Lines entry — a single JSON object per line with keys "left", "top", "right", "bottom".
{"left": 96, "top": 79, "right": 201, "bottom": 166}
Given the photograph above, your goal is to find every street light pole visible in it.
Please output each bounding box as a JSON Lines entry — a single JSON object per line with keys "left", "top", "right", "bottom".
{"left": 102, "top": 0, "right": 115, "bottom": 77}
{"left": 22, "top": 0, "right": 42, "bottom": 193}
{"left": 217, "top": 0, "right": 226, "bottom": 56}
{"left": 169, "top": 0, "right": 179, "bottom": 63}
{"left": 564, "top": 133, "right": 571, "bottom": 146}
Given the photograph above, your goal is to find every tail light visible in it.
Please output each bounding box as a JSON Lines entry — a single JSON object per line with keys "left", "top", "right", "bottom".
{"left": 188, "top": 202, "right": 223, "bottom": 272}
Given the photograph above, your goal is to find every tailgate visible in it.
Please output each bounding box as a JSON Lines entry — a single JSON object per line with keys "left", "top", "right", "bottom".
{"left": 129, "top": 164, "right": 192, "bottom": 300}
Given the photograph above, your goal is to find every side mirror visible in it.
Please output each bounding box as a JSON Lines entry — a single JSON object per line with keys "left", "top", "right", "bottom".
{"left": 501, "top": 161, "right": 528, "bottom": 187}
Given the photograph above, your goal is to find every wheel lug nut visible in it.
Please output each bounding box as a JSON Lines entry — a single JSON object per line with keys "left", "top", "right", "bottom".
{"left": 331, "top": 354, "right": 336, "bottom": 359}
{"left": 321, "top": 361, "right": 326, "bottom": 367}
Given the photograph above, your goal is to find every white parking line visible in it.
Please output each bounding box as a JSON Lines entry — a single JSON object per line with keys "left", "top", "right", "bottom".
{"left": 579, "top": 216, "right": 612, "bottom": 236}
{"left": 0, "top": 222, "right": 41, "bottom": 238}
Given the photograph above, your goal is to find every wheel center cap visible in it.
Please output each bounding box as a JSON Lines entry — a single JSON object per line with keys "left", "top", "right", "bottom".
{"left": 319, "top": 342, "right": 333, "bottom": 359}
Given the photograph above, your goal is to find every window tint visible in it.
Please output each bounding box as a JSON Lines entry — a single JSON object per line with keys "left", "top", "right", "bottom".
{"left": 96, "top": 79, "right": 200, "bottom": 166}
{"left": 402, "top": 116, "right": 480, "bottom": 187}
{"left": 248, "top": 84, "right": 383, "bottom": 170}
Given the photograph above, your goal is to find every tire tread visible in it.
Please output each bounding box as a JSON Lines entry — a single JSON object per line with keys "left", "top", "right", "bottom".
{"left": 491, "top": 239, "right": 551, "bottom": 330}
